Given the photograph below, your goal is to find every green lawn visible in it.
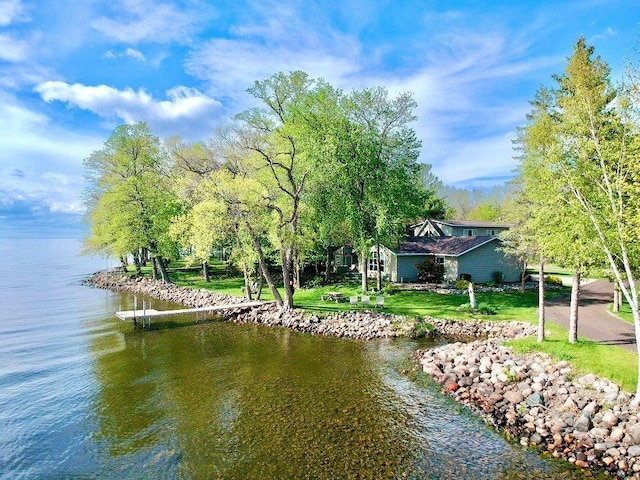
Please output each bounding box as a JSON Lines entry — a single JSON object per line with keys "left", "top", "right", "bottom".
{"left": 610, "top": 302, "right": 634, "bottom": 325}
{"left": 127, "top": 259, "right": 639, "bottom": 393}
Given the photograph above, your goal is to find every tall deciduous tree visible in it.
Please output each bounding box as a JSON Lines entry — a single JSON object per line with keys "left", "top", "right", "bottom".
{"left": 83, "top": 122, "right": 180, "bottom": 283}
{"left": 518, "top": 38, "right": 640, "bottom": 398}
{"left": 235, "top": 71, "right": 320, "bottom": 310}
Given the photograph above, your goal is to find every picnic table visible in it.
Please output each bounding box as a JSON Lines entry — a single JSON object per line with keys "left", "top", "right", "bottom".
{"left": 321, "top": 291, "right": 345, "bottom": 302}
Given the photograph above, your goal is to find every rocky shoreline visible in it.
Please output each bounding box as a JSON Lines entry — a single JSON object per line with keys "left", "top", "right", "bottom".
{"left": 419, "top": 340, "right": 640, "bottom": 479}
{"left": 86, "top": 270, "right": 535, "bottom": 341}
{"left": 87, "top": 270, "right": 640, "bottom": 478}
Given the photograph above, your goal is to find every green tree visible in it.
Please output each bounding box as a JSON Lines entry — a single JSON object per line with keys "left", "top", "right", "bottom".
{"left": 84, "top": 122, "right": 180, "bottom": 283}
{"left": 518, "top": 38, "right": 640, "bottom": 397}
{"left": 309, "top": 86, "right": 427, "bottom": 292}
{"left": 234, "top": 71, "right": 321, "bottom": 310}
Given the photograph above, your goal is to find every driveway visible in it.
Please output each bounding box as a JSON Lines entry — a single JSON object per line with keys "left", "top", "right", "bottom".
{"left": 545, "top": 279, "right": 637, "bottom": 352}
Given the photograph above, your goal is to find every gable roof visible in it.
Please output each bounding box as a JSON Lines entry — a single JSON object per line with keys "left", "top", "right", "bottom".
{"left": 391, "top": 236, "right": 500, "bottom": 257}
{"left": 431, "top": 219, "right": 510, "bottom": 229}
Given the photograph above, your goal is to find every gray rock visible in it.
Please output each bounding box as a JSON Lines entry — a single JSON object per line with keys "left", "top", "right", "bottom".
{"left": 574, "top": 415, "right": 592, "bottom": 433}
{"left": 525, "top": 392, "right": 544, "bottom": 407}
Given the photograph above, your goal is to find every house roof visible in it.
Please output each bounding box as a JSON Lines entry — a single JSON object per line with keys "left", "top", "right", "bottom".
{"left": 431, "top": 219, "right": 510, "bottom": 229}
{"left": 391, "top": 236, "right": 500, "bottom": 257}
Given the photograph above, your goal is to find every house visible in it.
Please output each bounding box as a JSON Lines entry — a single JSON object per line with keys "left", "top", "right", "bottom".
{"left": 373, "top": 219, "right": 520, "bottom": 284}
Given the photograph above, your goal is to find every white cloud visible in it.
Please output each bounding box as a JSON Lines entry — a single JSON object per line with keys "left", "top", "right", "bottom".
{"left": 102, "top": 47, "right": 146, "bottom": 61}
{"left": 35, "top": 81, "right": 225, "bottom": 139}
{"left": 0, "top": 95, "right": 104, "bottom": 217}
{"left": 0, "top": 0, "right": 26, "bottom": 26}
{"left": 0, "top": 33, "right": 30, "bottom": 62}
{"left": 125, "top": 47, "right": 145, "bottom": 61}
{"left": 90, "top": 0, "right": 212, "bottom": 43}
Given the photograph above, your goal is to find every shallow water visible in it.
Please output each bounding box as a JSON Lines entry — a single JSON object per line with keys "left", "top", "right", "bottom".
{"left": 0, "top": 239, "right": 604, "bottom": 479}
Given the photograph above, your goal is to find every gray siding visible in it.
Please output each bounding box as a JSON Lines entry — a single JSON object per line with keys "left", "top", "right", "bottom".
{"left": 395, "top": 255, "right": 424, "bottom": 282}
{"left": 456, "top": 241, "right": 520, "bottom": 283}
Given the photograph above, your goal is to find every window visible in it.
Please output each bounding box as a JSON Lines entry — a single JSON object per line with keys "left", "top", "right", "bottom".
{"left": 435, "top": 257, "right": 445, "bottom": 265}
{"left": 488, "top": 229, "right": 498, "bottom": 237}
{"left": 368, "top": 251, "right": 385, "bottom": 272}
{"left": 464, "top": 229, "right": 475, "bottom": 236}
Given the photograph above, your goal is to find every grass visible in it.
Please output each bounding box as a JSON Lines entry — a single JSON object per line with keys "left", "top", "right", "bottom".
{"left": 610, "top": 302, "right": 634, "bottom": 325}
{"left": 127, "top": 258, "right": 639, "bottom": 393}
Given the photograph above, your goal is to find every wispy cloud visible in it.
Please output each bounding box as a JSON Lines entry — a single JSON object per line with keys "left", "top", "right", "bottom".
{"left": 102, "top": 47, "right": 146, "bottom": 61}
{"left": 0, "top": 0, "right": 27, "bottom": 26}
{"left": 90, "top": 0, "right": 214, "bottom": 43}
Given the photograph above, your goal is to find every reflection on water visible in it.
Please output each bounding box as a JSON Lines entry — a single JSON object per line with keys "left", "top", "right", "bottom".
{"left": 89, "top": 304, "right": 603, "bottom": 480}
{"left": 0, "top": 239, "right": 606, "bottom": 479}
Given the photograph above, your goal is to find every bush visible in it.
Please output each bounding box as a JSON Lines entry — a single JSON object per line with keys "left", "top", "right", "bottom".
{"left": 456, "top": 302, "right": 497, "bottom": 315}
{"left": 382, "top": 283, "right": 398, "bottom": 295}
{"left": 416, "top": 257, "right": 445, "bottom": 283}
{"left": 545, "top": 275, "right": 563, "bottom": 286}
{"left": 491, "top": 270, "right": 503, "bottom": 285}
{"left": 304, "top": 276, "right": 324, "bottom": 289}
{"left": 455, "top": 279, "right": 470, "bottom": 290}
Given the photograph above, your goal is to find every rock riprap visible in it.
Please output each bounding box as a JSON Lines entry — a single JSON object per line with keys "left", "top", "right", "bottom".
{"left": 418, "top": 339, "right": 640, "bottom": 478}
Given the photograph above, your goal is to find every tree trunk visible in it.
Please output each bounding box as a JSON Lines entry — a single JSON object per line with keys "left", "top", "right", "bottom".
{"left": 293, "top": 253, "right": 301, "bottom": 290}
{"left": 119, "top": 256, "right": 128, "bottom": 270}
{"left": 241, "top": 261, "right": 253, "bottom": 301}
{"left": 537, "top": 258, "right": 545, "bottom": 343}
{"left": 520, "top": 260, "right": 527, "bottom": 294}
{"left": 255, "top": 273, "right": 264, "bottom": 300}
{"left": 613, "top": 283, "right": 621, "bottom": 312}
{"left": 325, "top": 247, "right": 332, "bottom": 283}
{"left": 281, "top": 246, "right": 295, "bottom": 311}
{"left": 202, "top": 261, "right": 210, "bottom": 283}
{"left": 376, "top": 244, "right": 382, "bottom": 291}
{"left": 156, "top": 257, "right": 172, "bottom": 284}
{"left": 360, "top": 252, "right": 369, "bottom": 293}
{"left": 246, "top": 223, "right": 283, "bottom": 307}
{"left": 140, "top": 247, "right": 148, "bottom": 266}
{"left": 151, "top": 256, "right": 159, "bottom": 280}
{"left": 568, "top": 270, "right": 580, "bottom": 344}
{"left": 468, "top": 282, "right": 477, "bottom": 309}
{"left": 132, "top": 252, "right": 142, "bottom": 275}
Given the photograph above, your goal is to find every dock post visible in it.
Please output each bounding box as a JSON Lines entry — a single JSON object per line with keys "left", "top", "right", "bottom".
{"left": 143, "top": 300, "right": 148, "bottom": 329}
{"left": 133, "top": 296, "right": 138, "bottom": 327}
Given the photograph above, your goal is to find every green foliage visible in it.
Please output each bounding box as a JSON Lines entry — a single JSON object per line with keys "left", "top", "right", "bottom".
{"left": 415, "top": 257, "right": 445, "bottom": 283}
{"left": 455, "top": 279, "right": 470, "bottom": 290}
{"left": 491, "top": 270, "right": 504, "bottom": 285}
{"left": 456, "top": 303, "right": 497, "bottom": 315}
{"left": 544, "top": 275, "right": 563, "bottom": 286}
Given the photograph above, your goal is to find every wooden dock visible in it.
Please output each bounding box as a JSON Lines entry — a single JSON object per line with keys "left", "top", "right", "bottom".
{"left": 115, "top": 301, "right": 265, "bottom": 321}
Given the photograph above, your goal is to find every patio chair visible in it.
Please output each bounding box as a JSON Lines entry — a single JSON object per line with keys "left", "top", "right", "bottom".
{"left": 349, "top": 296, "right": 358, "bottom": 306}
{"left": 375, "top": 296, "right": 384, "bottom": 308}
{"left": 361, "top": 295, "right": 370, "bottom": 306}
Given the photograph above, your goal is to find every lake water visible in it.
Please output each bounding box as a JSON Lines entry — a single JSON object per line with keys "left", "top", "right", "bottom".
{"left": 0, "top": 238, "right": 603, "bottom": 479}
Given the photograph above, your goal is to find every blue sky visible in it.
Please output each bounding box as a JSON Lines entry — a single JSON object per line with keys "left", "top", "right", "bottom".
{"left": 1, "top": 0, "right": 638, "bottom": 238}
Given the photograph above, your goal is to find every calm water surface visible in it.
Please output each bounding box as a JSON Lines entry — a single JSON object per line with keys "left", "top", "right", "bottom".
{"left": 0, "top": 239, "right": 604, "bottom": 479}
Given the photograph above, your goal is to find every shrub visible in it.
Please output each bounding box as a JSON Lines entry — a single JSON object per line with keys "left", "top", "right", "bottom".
{"left": 491, "top": 270, "right": 503, "bottom": 285}
{"left": 304, "top": 276, "right": 324, "bottom": 289}
{"left": 416, "top": 257, "right": 445, "bottom": 283}
{"left": 545, "top": 275, "right": 563, "bottom": 286}
{"left": 456, "top": 302, "right": 497, "bottom": 315}
{"left": 455, "top": 279, "right": 470, "bottom": 290}
{"left": 382, "top": 283, "right": 398, "bottom": 295}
